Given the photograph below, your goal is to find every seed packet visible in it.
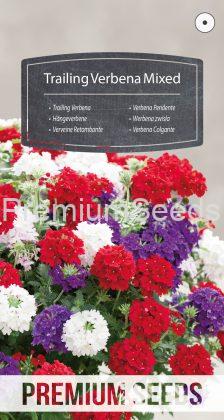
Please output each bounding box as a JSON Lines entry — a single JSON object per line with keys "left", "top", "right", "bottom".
{"left": 0, "top": 3, "right": 223, "bottom": 418}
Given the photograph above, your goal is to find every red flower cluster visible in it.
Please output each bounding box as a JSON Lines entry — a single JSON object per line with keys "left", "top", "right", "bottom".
{"left": 170, "top": 310, "right": 186, "bottom": 336}
{"left": 0, "top": 184, "right": 20, "bottom": 234}
{"left": 47, "top": 167, "right": 113, "bottom": 227}
{"left": 33, "top": 360, "right": 75, "bottom": 375}
{"left": 39, "top": 227, "right": 84, "bottom": 267}
{"left": 73, "top": 412, "right": 131, "bottom": 420}
{"left": 108, "top": 336, "right": 156, "bottom": 375}
{"left": 0, "top": 127, "right": 21, "bottom": 142}
{"left": 107, "top": 153, "right": 147, "bottom": 167}
{"left": 91, "top": 245, "right": 136, "bottom": 291}
{"left": 133, "top": 255, "right": 175, "bottom": 296}
{"left": 0, "top": 261, "right": 22, "bottom": 288}
{"left": 131, "top": 153, "right": 207, "bottom": 204}
{"left": 169, "top": 344, "right": 213, "bottom": 374}
{"left": 131, "top": 159, "right": 171, "bottom": 204}
{"left": 47, "top": 167, "right": 90, "bottom": 205}
{"left": 218, "top": 331, "right": 224, "bottom": 347}
{"left": 217, "top": 332, "right": 224, "bottom": 362}
{"left": 13, "top": 352, "right": 46, "bottom": 369}
{"left": 86, "top": 172, "right": 113, "bottom": 198}
{"left": 33, "top": 360, "right": 75, "bottom": 406}
{"left": 72, "top": 386, "right": 131, "bottom": 420}
{"left": 10, "top": 142, "right": 23, "bottom": 165}
{"left": 129, "top": 298, "right": 170, "bottom": 342}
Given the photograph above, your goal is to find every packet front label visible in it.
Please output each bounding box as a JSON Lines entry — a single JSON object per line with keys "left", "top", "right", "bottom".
{"left": 21, "top": 52, "right": 203, "bottom": 152}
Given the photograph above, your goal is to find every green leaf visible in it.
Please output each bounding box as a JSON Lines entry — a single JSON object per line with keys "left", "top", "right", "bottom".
{"left": 72, "top": 290, "right": 84, "bottom": 310}
{"left": 30, "top": 414, "right": 39, "bottom": 420}
{"left": 41, "top": 414, "right": 69, "bottom": 420}
{"left": 91, "top": 351, "right": 108, "bottom": 363}
{"left": 133, "top": 413, "right": 154, "bottom": 420}
{"left": 0, "top": 414, "right": 14, "bottom": 420}
{"left": 36, "top": 263, "right": 51, "bottom": 281}
{"left": 101, "top": 311, "right": 121, "bottom": 332}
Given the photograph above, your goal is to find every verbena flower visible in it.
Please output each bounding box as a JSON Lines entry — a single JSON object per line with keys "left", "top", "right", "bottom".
{"left": 0, "top": 261, "right": 22, "bottom": 288}
{"left": 169, "top": 344, "right": 213, "bottom": 375}
{"left": 12, "top": 152, "right": 59, "bottom": 177}
{"left": 90, "top": 245, "right": 136, "bottom": 291}
{"left": 198, "top": 229, "right": 224, "bottom": 287}
{"left": 55, "top": 151, "right": 108, "bottom": 172}
{"left": 0, "top": 206, "right": 38, "bottom": 245}
{"left": 0, "top": 285, "right": 36, "bottom": 335}
{"left": 121, "top": 204, "right": 199, "bottom": 267}
{"left": 184, "top": 287, "right": 224, "bottom": 336}
{"left": 33, "top": 360, "right": 74, "bottom": 375}
{"left": 62, "top": 310, "right": 110, "bottom": 356}
{"left": 50, "top": 263, "right": 89, "bottom": 292}
{"left": 38, "top": 227, "right": 84, "bottom": 268}
{"left": 75, "top": 221, "right": 113, "bottom": 266}
{"left": 108, "top": 336, "right": 155, "bottom": 375}
{"left": 32, "top": 305, "right": 72, "bottom": 352}
{"left": 0, "top": 352, "right": 21, "bottom": 375}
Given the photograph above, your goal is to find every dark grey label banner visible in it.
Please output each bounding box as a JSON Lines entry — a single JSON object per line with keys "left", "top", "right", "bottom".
{"left": 21, "top": 52, "right": 203, "bottom": 152}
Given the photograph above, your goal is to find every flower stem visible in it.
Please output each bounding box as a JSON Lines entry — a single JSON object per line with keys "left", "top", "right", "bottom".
{"left": 126, "top": 186, "right": 130, "bottom": 203}
{"left": 192, "top": 267, "right": 204, "bottom": 280}
{"left": 53, "top": 289, "right": 64, "bottom": 304}
{"left": 112, "top": 290, "right": 121, "bottom": 312}
{"left": 152, "top": 330, "right": 169, "bottom": 349}
{"left": 124, "top": 313, "right": 129, "bottom": 329}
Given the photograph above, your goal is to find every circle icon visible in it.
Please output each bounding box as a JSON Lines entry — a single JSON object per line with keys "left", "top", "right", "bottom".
{"left": 195, "top": 13, "right": 215, "bottom": 33}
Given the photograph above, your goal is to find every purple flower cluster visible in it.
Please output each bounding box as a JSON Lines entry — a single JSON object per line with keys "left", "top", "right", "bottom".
{"left": 32, "top": 304, "right": 72, "bottom": 352}
{"left": 100, "top": 188, "right": 117, "bottom": 206}
{"left": 0, "top": 352, "right": 20, "bottom": 375}
{"left": 50, "top": 264, "right": 89, "bottom": 292}
{"left": 120, "top": 233, "right": 141, "bottom": 258}
{"left": 104, "top": 216, "right": 121, "bottom": 244}
{"left": 120, "top": 205, "right": 199, "bottom": 267}
{"left": 186, "top": 287, "right": 224, "bottom": 336}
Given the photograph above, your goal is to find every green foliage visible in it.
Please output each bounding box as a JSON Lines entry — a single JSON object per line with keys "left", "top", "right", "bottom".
{"left": 0, "top": 415, "right": 70, "bottom": 420}
{"left": 41, "top": 414, "right": 70, "bottom": 420}
{"left": 133, "top": 413, "right": 154, "bottom": 420}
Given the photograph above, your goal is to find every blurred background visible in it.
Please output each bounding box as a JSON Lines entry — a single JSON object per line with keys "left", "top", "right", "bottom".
{"left": 0, "top": 1, "right": 223, "bottom": 417}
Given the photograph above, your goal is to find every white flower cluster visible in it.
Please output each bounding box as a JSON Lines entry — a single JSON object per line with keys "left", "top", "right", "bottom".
{"left": 75, "top": 221, "right": 113, "bottom": 266}
{"left": 176, "top": 281, "right": 191, "bottom": 296}
{"left": 55, "top": 151, "right": 108, "bottom": 172}
{"left": 0, "top": 118, "right": 21, "bottom": 129}
{"left": 0, "top": 285, "right": 36, "bottom": 335}
{"left": 198, "top": 229, "right": 224, "bottom": 288}
{"left": 180, "top": 256, "right": 197, "bottom": 278}
{"left": 0, "top": 140, "right": 13, "bottom": 152}
{"left": 62, "top": 310, "right": 110, "bottom": 356}
{"left": 0, "top": 206, "right": 39, "bottom": 245}
{"left": 12, "top": 152, "right": 59, "bottom": 177}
